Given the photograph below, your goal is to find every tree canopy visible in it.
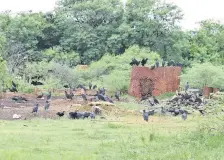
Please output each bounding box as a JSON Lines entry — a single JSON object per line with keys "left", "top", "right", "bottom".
{"left": 0, "top": 0, "right": 224, "bottom": 92}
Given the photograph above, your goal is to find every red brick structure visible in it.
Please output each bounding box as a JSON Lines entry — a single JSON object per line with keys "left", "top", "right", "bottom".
{"left": 128, "top": 66, "right": 182, "bottom": 98}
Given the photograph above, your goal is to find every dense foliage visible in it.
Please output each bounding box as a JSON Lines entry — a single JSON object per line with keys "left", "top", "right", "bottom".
{"left": 0, "top": 0, "right": 224, "bottom": 93}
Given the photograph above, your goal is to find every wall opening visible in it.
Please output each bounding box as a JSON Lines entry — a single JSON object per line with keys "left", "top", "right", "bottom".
{"left": 139, "top": 78, "right": 154, "bottom": 97}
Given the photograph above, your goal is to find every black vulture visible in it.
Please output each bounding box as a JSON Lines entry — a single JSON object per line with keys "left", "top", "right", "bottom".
{"left": 140, "top": 95, "right": 148, "bottom": 101}
{"left": 31, "top": 81, "right": 44, "bottom": 86}
{"left": 99, "top": 88, "right": 105, "bottom": 95}
{"left": 47, "top": 91, "right": 52, "bottom": 100}
{"left": 44, "top": 101, "right": 50, "bottom": 111}
{"left": 181, "top": 111, "right": 187, "bottom": 120}
{"left": 9, "top": 87, "right": 18, "bottom": 92}
{"left": 77, "top": 84, "right": 86, "bottom": 90}
{"left": 176, "top": 63, "right": 183, "bottom": 68}
{"left": 161, "top": 107, "right": 166, "bottom": 115}
{"left": 83, "top": 112, "right": 90, "bottom": 119}
{"left": 90, "top": 113, "right": 95, "bottom": 119}
{"left": 143, "top": 110, "right": 149, "bottom": 122}
{"left": 11, "top": 96, "right": 28, "bottom": 103}
{"left": 89, "top": 82, "right": 92, "bottom": 90}
{"left": 148, "top": 100, "right": 154, "bottom": 106}
{"left": 65, "top": 91, "right": 73, "bottom": 100}
{"left": 136, "top": 60, "right": 141, "bottom": 66}
{"left": 57, "top": 111, "right": 65, "bottom": 117}
{"left": 12, "top": 81, "right": 17, "bottom": 88}
{"left": 69, "top": 112, "right": 78, "bottom": 119}
{"left": 155, "top": 59, "right": 159, "bottom": 68}
{"left": 195, "top": 97, "right": 202, "bottom": 104}
{"left": 148, "top": 110, "right": 155, "bottom": 116}
{"left": 153, "top": 96, "right": 159, "bottom": 104}
{"left": 105, "top": 96, "right": 114, "bottom": 103}
{"left": 69, "top": 90, "right": 74, "bottom": 97}
{"left": 32, "top": 103, "right": 39, "bottom": 113}
{"left": 141, "top": 58, "right": 148, "bottom": 66}
{"left": 96, "top": 91, "right": 106, "bottom": 101}
{"left": 174, "top": 109, "right": 180, "bottom": 116}
{"left": 37, "top": 93, "right": 43, "bottom": 99}
{"left": 130, "top": 58, "right": 134, "bottom": 66}
{"left": 115, "top": 92, "right": 120, "bottom": 101}
{"left": 151, "top": 65, "right": 155, "bottom": 70}
{"left": 130, "top": 58, "right": 137, "bottom": 66}
{"left": 93, "top": 85, "right": 97, "bottom": 89}
{"left": 81, "top": 94, "right": 87, "bottom": 101}
{"left": 184, "top": 82, "right": 189, "bottom": 92}
{"left": 63, "top": 85, "right": 69, "bottom": 88}
{"left": 162, "top": 59, "right": 166, "bottom": 67}
{"left": 199, "top": 109, "right": 205, "bottom": 116}
{"left": 9, "top": 81, "right": 18, "bottom": 92}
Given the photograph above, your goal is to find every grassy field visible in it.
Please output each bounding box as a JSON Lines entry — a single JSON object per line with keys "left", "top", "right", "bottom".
{"left": 0, "top": 115, "right": 224, "bottom": 160}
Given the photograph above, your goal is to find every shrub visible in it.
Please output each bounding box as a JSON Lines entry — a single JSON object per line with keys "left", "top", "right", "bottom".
{"left": 180, "top": 62, "right": 224, "bottom": 89}
{"left": 82, "top": 45, "right": 160, "bottom": 93}
{"left": 0, "top": 56, "right": 10, "bottom": 92}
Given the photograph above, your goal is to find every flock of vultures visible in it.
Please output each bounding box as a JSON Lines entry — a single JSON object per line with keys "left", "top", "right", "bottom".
{"left": 6, "top": 80, "right": 121, "bottom": 120}
{"left": 2, "top": 57, "right": 208, "bottom": 122}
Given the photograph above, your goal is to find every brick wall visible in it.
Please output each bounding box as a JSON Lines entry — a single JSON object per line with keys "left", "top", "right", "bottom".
{"left": 128, "top": 66, "right": 182, "bottom": 98}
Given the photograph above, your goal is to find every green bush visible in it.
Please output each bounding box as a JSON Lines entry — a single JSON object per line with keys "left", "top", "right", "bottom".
{"left": 0, "top": 56, "right": 11, "bottom": 92}
{"left": 82, "top": 45, "right": 160, "bottom": 93}
{"left": 180, "top": 62, "right": 224, "bottom": 89}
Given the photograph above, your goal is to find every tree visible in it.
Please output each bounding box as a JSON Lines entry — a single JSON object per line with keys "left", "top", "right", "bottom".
{"left": 56, "top": 0, "right": 124, "bottom": 64}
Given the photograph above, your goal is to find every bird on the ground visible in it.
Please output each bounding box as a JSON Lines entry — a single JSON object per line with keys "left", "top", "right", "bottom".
{"left": 12, "top": 81, "right": 16, "bottom": 88}
{"left": 143, "top": 110, "right": 149, "bottom": 122}
{"left": 63, "top": 85, "right": 69, "bottom": 88}
{"left": 105, "top": 96, "right": 114, "bottom": 103}
{"left": 151, "top": 65, "right": 155, "bottom": 70}
{"left": 31, "top": 81, "right": 44, "bottom": 86}
{"left": 140, "top": 95, "right": 148, "bottom": 101}
{"left": 9, "top": 81, "right": 18, "bottom": 92}
{"left": 153, "top": 96, "right": 159, "bottom": 104}
{"left": 148, "top": 100, "right": 154, "bottom": 106}
{"left": 96, "top": 91, "right": 106, "bottom": 101}
{"left": 81, "top": 94, "right": 87, "bottom": 101}
{"left": 47, "top": 91, "right": 52, "bottom": 100}
{"left": 93, "top": 85, "right": 97, "bottom": 89}
{"left": 99, "top": 87, "right": 105, "bottom": 95}
{"left": 167, "top": 59, "right": 175, "bottom": 66}
{"left": 162, "top": 58, "right": 166, "bottom": 67}
{"left": 155, "top": 59, "right": 159, "bottom": 68}
{"left": 11, "top": 96, "right": 28, "bottom": 103}
{"left": 184, "top": 82, "right": 189, "bottom": 92}
{"left": 69, "top": 90, "right": 74, "bottom": 97}
{"left": 90, "top": 113, "right": 95, "bottom": 119}
{"left": 32, "top": 103, "right": 39, "bottom": 113}
{"left": 181, "top": 111, "right": 187, "bottom": 120}
{"left": 77, "top": 84, "right": 86, "bottom": 90}
{"left": 141, "top": 58, "right": 148, "bottom": 66}
{"left": 65, "top": 91, "right": 73, "bottom": 100}
{"left": 44, "top": 101, "right": 50, "bottom": 111}
{"left": 37, "top": 93, "right": 43, "bottom": 99}
{"left": 161, "top": 107, "right": 166, "bottom": 115}
{"left": 115, "top": 92, "right": 120, "bottom": 101}
{"left": 148, "top": 110, "right": 155, "bottom": 116}
{"left": 57, "top": 111, "right": 65, "bottom": 117}
{"left": 89, "top": 82, "right": 92, "bottom": 90}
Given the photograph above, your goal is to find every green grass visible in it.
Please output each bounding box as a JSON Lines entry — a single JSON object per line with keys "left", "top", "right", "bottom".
{"left": 0, "top": 116, "right": 224, "bottom": 160}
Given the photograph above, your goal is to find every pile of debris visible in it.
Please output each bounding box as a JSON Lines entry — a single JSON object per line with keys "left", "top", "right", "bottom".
{"left": 163, "top": 91, "right": 206, "bottom": 115}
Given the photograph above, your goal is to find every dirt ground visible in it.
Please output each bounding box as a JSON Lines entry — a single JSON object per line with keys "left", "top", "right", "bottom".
{"left": 0, "top": 92, "right": 132, "bottom": 120}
